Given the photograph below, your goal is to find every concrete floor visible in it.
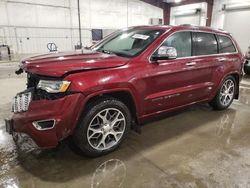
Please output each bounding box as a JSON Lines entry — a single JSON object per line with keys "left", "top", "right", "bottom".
{"left": 1, "top": 62, "right": 250, "bottom": 188}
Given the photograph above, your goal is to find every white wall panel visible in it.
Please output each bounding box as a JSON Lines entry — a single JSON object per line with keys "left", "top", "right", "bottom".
{"left": 212, "top": 0, "right": 250, "bottom": 28}
{"left": 170, "top": 3, "right": 207, "bottom": 26}
{"left": 36, "top": 6, "right": 70, "bottom": 28}
{"left": 0, "top": 0, "right": 163, "bottom": 54}
{"left": 224, "top": 10, "right": 250, "bottom": 52}
{"left": 0, "top": 2, "right": 8, "bottom": 25}
{"left": 7, "top": 3, "right": 37, "bottom": 26}
{"left": 175, "top": 14, "right": 200, "bottom": 25}
{"left": 212, "top": 0, "right": 250, "bottom": 52}
{"left": 129, "top": 0, "right": 163, "bottom": 26}
{"left": 0, "top": 28, "right": 5, "bottom": 44}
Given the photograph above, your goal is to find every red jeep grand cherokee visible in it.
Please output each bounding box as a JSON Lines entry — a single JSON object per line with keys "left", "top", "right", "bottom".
{"left": 5, "top": 25, "right": 244, "bottom": 157}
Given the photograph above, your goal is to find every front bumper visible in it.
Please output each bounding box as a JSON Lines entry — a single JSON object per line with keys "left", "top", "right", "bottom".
{"left": 6, "top": 93, "right": 85, "bottom": 148}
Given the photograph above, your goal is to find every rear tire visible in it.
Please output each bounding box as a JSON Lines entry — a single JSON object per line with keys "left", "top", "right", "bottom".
{"left": 72, "top": 97, "right": 131, "bottom": 157}
{"left": 244, "top": 61, "right": 250, "bottom": 75}
{"left": 209, "top": 76, "right": 236, "bottom": 110}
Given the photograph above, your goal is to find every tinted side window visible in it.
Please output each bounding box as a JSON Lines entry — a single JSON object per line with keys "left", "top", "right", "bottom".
{"left": 193, "top": 32, "right": 218, "bottom": 56}
{"left": 217, "top": 35, "right": 236, "bottom": 53}
{"left": 160, "top": 32, "right": 192, "bottom": 58}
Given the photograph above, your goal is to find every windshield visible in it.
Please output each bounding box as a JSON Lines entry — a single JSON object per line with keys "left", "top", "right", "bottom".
{"left": 92, "top": 28, "right": 164, "bottom": 57}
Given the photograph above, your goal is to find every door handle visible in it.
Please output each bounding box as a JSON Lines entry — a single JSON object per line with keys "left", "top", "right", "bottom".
{"left": 186, "top": 62, "right": 197, "bottom": 66}
{"left": 217, "top": 57, "right": 226, "bottom": 62}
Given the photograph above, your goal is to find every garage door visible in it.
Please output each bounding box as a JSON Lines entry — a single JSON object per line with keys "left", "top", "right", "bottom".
{"left": 175, "top": 14, "right": 200, "bottom": 25}
{"left": 224, "top": 9, "right": 250, "bottom": 52}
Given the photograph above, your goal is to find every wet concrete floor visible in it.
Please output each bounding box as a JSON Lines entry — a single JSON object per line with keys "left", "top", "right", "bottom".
{"left": 1, "top": 62, "right": 250, "bottom": 188}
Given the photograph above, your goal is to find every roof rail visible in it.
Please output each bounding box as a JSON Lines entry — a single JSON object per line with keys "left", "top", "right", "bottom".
{"left": 179, "top": 24, "right": 192, "bottom": 26}
{"left": 179, "top": 24, "right": 199, "bottom": 27}
{"left": 218, "top": 28, "right": 226, "bottom": 31}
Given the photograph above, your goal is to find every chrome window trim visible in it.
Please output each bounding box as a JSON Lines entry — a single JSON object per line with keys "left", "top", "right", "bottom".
{"left": 148, "top": 29, "right": 239, "bottom": 63}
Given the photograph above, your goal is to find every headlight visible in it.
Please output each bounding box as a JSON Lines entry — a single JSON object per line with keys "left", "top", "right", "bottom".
{"left": 37, "top": 80, "right": 71, "bottom": 93}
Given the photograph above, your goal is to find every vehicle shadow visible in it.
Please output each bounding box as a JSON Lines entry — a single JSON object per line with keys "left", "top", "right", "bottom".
{"left": 16, "top": 104, "right": 236, "bottom": 184}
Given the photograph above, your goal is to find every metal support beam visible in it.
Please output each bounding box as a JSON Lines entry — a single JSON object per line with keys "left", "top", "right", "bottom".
{"left": 77, "top": 0, "right": 82, "bottom": 48}
{"left": 163, "top": 3, "right": 171, "bottom": 25}
{"left": 206, "top": 0, "right": 214, "bottom": 27}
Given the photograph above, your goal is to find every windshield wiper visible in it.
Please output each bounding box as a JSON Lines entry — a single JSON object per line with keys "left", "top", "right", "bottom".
{"left": 100, "top": 49, "right": 114, "bottom": 54}
{"left": 98, "top": 49, "right": 130, "bottom": 58}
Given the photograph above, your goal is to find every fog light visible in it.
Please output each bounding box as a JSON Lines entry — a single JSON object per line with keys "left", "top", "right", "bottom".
{"left": 32, "top": 119, "right": 56, "bottom": 130}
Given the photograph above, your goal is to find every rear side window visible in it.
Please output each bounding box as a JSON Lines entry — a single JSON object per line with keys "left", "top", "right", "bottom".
{"left": 193, "top": 32, "right": 218, "bottom": 56}
{"left": 161, "top": 31, "right": 192, "bottom": 58}
{"left": 217, "top": 35, "right": 236, "bottom": 53}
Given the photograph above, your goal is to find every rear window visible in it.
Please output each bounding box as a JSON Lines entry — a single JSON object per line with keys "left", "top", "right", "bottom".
{"left": 217, "top": 35, "right": 236, "bottom": 53}
{"left": 193, "top": 32, "right": 218, "bottom": 56}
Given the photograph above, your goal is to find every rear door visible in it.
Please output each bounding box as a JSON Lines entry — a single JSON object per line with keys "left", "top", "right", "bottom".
{"left": 213, "top": 34, "right": 241, "bottom": 85}
{"left": 190, "top": 32, "right": 220, "bottom": 99}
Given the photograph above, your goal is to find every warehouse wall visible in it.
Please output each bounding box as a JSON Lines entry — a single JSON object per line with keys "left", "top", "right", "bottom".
{"left": 170, "top": 2, "right": 207, "bottom": 26}
{"left": 211, "top": 0, "right": 250, "bottom": 29}
{"left": 0, "top": 0, "right": 163, "bottom": 55}
{"left": 211, "top": 0, "right": 250, "bottom": 51}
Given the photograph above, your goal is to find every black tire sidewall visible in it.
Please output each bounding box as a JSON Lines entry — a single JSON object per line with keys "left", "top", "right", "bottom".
{"left": 73, "top": 98, "right": 131, "bottom": 157}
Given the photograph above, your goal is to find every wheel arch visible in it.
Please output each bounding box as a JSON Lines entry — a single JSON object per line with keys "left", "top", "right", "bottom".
{"left": 84, "top": 89, "right": 139, "bottom": 125}
{"left": 210, "top": 71, "right": 241, "bottom": 101}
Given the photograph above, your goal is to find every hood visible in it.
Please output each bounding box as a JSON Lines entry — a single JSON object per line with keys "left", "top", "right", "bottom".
{"left": 20, "top": 51, "right": 129, "bottom": 77}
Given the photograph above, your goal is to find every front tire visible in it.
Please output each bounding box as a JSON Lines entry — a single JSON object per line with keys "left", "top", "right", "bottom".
{"left": 209, "top": 76, "right": 236, "bottom": 110}
{"left": 73, "top": 97, "right": 131, "bottom": 157}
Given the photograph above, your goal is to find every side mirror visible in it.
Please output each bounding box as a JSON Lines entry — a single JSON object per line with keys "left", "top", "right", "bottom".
{"left": 151, "top": 46, "right": 177, "bottom": 61}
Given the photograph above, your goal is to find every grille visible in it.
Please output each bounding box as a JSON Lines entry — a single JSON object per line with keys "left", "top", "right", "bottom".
{"left": 12, "top": 92, "right": 32, "bottom": 113}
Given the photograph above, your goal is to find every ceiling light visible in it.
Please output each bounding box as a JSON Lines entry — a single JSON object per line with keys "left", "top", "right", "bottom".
{"left": 175, "top": 0, "right": 182, "bottom": 3}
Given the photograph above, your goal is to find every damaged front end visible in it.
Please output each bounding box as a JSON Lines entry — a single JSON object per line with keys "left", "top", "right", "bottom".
{"left": 6, "top": 66, "right": 86, "bottom": 148}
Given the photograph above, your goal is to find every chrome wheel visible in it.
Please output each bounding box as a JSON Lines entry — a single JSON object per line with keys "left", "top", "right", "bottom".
{"left": 219, "top": 79, "right": 235, "bottom": 106}
{"left": 87, "top": 108, "right": 126, "bottom": 151}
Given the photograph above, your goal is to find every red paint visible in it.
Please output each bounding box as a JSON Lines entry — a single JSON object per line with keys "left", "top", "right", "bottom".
{"left": 11, "top": 25, "right": 244, "bottom": 148}
{"left": 21, "top": 51, "right": 129, "bottom": 77}
{"left": 12, "top": 94, "right": 85, "bottom": 147}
